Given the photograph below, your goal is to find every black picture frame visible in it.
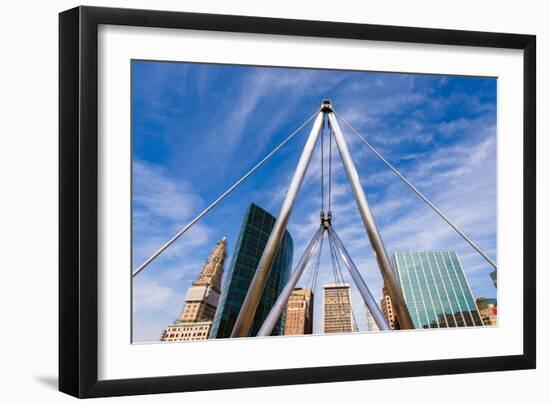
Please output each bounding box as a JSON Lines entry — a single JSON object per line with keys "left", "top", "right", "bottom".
{"left": 59, "top": 5, "right": 536, "bottom": 398}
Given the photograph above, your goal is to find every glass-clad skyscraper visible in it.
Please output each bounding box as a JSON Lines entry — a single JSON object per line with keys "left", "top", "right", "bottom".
{"left": 210, "top": 203, "right": 293, "bottom": 338}
{"left": 391, "top": 251, "right": 484, "bottom": 329}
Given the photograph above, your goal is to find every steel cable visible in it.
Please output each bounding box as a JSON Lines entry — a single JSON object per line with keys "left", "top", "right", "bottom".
{"left": 133, "top": 111, "right": 319, "bottom": 277}
{"left": 333, "top": 111, "right": 497, "bottom": 270}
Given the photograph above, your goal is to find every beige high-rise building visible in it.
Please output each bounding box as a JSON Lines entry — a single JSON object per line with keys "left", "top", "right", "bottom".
{"left": 323, "top": 284, "right": 353, "bottom": 334}
{"left": 179, "top": 238, "right": 226, "bottom": 323}
{"left": 381, "top": 285, "right": 400, "bottom": 330}
{"left": 161, "top": 322, "right": 212, "bottom": 342}
{"left": 161, "top": 238, "right": 227, "bottom": 342}
{"left": 284, "top": 288, "right": 313, "bottom": 335}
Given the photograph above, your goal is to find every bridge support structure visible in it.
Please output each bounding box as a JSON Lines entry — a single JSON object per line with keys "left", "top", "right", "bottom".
{"left": 232, "top": 100, "right": 414, "bottom": 337}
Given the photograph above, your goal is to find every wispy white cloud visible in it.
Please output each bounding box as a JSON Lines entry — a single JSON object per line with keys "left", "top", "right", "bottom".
{"left": 132, "top": 159, "right": 215, "bottom": 341}
{"left": 133, "top": 276, "right": 184, "bottom": 342}
{"left": 205, "top": 68, "right": 347, "bottom": 165}
{"left": 134, "top": 278, "right": 178, "bottom": 312}
{"left": 133, "top": 160, "right": 202, "bottom": 222}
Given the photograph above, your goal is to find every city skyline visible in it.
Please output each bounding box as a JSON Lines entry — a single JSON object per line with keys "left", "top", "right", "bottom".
{"left": 132, "top": 60, "right": 497, "bottom": 342}
{"left": 158, "top": 228, "right": 495, "bottom": 339}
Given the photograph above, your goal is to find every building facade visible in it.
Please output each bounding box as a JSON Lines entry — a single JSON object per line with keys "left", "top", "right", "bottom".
{"left": 476, "top": 297, "right": 498, "bottom": 326}
{"left": 365, "top": 305, "right": 380, "bottom": 332}
{"left": 160, "top": 322, "right": 212, "bottom": 342}
{"left": 210, "top": 203, "right": 294, "bottom": 338}
{"left": 323, "top": 284, "right": 353, "bottom": 334}
{"left": 161, "top": 238, "right": 227, "bottom": 342}
{"left": 391, "top": 251, "right": 484, "bottom": 329}
{"left": 284, "top": 288, "right": 313, "bottom": 335}
{"left": 380, "top": 285, "right": 399, "bottom": 330}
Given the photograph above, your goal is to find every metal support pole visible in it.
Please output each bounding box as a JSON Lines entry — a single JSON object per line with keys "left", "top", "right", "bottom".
{"left": 231, "top": 110, "right": 325, "bottom": 337}
{"left": 327, "top": 109, "right": 415, "bottom": 329}
{"left": 329, "top": 228, "right": 390, "bottom": 331}
{"left": 257, "top": 226, "right": 325, "bottom": 337}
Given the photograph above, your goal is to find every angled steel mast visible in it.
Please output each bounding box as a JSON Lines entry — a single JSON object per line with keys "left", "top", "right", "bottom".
{"left": 257, "top": 217, "right": 391, "bottom": 337}
{"left": 232, "top": 100, "right": 414, "bottom": 337}
{"left": 257, "top": 226, "right": 325, "bottom": 336}
{"left": 230, "top": 110, "right": 325, "bottom": 337}
{"left": 329, "top": 227, "right": 390, "bottom": 331}
{"left": 327, "top": 107, "right": 414, "bottom": 329}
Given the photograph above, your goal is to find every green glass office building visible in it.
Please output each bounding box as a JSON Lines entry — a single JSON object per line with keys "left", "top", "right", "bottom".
{"left": 391, "top": 251, "right": 484, "bottom": 329}
{"left": 210, "top": 203, "right": 293, "bottom": 338}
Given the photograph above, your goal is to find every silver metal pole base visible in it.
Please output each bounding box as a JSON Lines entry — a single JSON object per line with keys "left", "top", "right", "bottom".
{"left": 230, "top": 110, "right": 325, "bottom": 338}
{"left": 329, "top": 227, "right": 390, "bottom": 331}
{"left": 327, "top": 109, "right": 415, "bottom": 329}
{"left": 257, "top": 226, "right": 324, "bottom": 337}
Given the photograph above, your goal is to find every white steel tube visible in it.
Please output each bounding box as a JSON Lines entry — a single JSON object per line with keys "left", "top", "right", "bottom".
{"left": 329, "top": 228, "right": 390, "bottom": 331}
{"left": 231, "top": 111, "right": 325, "bottom": 337}
{"left": 327, "top": 110, "right": 415, "bottom": 329}
{"left": 257, "top": 226, "right": 324, "bottom": 337}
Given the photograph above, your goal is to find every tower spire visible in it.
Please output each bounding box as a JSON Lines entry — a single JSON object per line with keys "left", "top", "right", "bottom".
{"left": 194, "top": 237, "right": 227, "bottom": 292}
{"left": 160, "top": 237, "right": 228, "bottom": 342}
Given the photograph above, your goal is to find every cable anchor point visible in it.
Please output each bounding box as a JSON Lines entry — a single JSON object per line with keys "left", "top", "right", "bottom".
{"left": 320, "top": 211, "right": 332, "bottom": 229}
{"left": 320, "top": 99, "right": 333, "bottom": 112}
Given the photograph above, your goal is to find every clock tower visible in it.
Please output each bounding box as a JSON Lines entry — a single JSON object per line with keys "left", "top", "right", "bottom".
{"left": 161, "top": 238, "right": 228, "bottom": 342}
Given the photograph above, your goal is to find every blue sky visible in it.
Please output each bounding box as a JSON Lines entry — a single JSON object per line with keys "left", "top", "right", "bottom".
{"left": 131, "top": 60, "right": 497, "bottom": 342}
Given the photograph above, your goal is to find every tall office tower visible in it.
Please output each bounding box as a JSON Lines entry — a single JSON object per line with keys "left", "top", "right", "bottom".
{"left": 490, "top": 269, "right": 497, "bottom": 288}
{"left": 161, "top": 238, "right": 227, "bottom": 342}
{"left": 365, "top": 306, "right": 380, "bottom": 332}
{"left": 380, "top": 285, "right": 400, "bottom": 330}
{"left": 391, "top": 251, "right": 484, "bottom": 329}
{"left": 284, "top": 288, "right": 314, "bottom": 335}
{"left": 210, "top": 203, "right": 293, "bottom": 338}
{"left": 323, "top": 284, "right": 353, "bottom": 334}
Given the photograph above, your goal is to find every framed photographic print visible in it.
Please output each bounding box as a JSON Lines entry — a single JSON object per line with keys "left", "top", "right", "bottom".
{"left": 59, "top": 6, "right": 536, "bottom": 398}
